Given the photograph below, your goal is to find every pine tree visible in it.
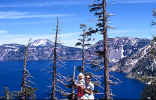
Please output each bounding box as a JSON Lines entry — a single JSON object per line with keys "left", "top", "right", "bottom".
{"left": 141, "top": 83, "right": 156, "bottom": 100}
{"left": 149, "top": 9, "right": 156, "bottom": 78}
{"left": 152, "top": 9, "right": 156, "bottom": 26}
{"left": 75, "top": 24, "right": 92, "bottom": 73}
{"left": 89, "top": 0, "right": 113, "bottom": 99}
{"left": 75, "top": 24, "right": 113, "bottom": 99}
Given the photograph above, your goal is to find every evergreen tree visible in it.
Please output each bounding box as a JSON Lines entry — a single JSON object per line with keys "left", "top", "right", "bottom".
{"left": 141, "top": 83, "right": 156, "bottom": 100}
{"left": 152, "top": 9, "right": 156, "bottom": 26}
{"left": 149, "top": 8, "right": 156, "bottom": 78}
{"left": 75, "top": 24, "right": 92, "bottom": 73}
{"left": 89, "top": 0, "right": 113, "bottom": 99}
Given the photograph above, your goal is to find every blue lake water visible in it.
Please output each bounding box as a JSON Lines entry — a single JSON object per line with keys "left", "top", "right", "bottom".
{"left": 0, "top": 60, "right": 144, "bottom": 99}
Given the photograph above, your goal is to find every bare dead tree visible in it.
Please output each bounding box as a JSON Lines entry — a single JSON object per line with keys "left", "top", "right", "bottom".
{"left": 51, "top": 17, "right": 59, "bottom": 100}
{"left": 21, "top": 39, "right": 31, "bottom": 100}
{"left": 72, "top": 65, "right": 76, "bottom": 100}
{"left": 46, "top": 17, "right": 74, "bottom": 100}
{"left": 21, "top": 39, "right": 35, "bottom": 100}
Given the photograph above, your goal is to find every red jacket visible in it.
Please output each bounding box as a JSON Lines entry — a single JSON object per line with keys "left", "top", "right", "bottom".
{"left": 77, "top": 86, "right": 84, "bottom": 97}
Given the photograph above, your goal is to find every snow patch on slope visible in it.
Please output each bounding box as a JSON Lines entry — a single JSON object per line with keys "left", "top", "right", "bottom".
{"left": 31, "top": 39, "right": 51, "bottom": 46}
{"left": 121, "top": 45, "right": 125, "bottom": 58}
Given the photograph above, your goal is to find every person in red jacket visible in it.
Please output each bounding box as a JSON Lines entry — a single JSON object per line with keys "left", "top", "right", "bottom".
{"left": 75, "top": 73, "right": 85, "bottom": 100}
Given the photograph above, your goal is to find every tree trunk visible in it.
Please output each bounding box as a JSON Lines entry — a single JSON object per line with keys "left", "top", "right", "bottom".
{"left": 21, "top": 42, "right": 29, "bottom": 100}
{"left": 72, "top": 65, "right": 76, "bottom": 100}
{"left": 81, "top": 30, "right": 86, "bottom": 73}
{"left": 102, "top": 0, "right": 110, "bottom": 100}
{"left": 52, "top": 17, "right": 59, "bottom": 100}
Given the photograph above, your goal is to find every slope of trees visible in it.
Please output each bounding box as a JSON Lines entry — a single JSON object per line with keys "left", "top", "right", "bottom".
{"left": 141, "top": 82, "right": 156, "bottom": 100}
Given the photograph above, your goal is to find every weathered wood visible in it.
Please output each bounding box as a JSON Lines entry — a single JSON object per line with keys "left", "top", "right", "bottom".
{"left": 89, "top": 0, "right": 112, "bottom": 99}
{"left": 102, "top": 0, "right": 111, "bottom": 99}
{"left": 21, "top": 39, "right": 31, "bottom": 100}
{"left": 72, "top": 65, "right": 76, "bottom": 100}
{"left": 52, "top": 17, "right": 59, "bottom": 100}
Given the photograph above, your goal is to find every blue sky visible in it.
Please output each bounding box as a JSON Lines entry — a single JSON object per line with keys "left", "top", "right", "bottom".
{"left": 0, "top": 0, "right": 156, "bottom": 46}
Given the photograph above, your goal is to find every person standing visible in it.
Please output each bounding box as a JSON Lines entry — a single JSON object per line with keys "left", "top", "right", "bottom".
{"left": 75, "top": 73, "right": 85, "bottom": 100}
{"left": 83, "top": 74, "right": 94, "bottom": 100}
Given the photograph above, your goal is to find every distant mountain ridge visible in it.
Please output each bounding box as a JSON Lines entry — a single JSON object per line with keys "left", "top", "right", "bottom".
{"left": 0, "top": 37, "right": 151, "bottom": 62}
{"left": 0, "top": 39, "right": 82, "bottom": 61}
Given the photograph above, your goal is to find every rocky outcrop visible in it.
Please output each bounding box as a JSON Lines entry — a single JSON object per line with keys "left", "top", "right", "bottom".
{"left": 112, "top": 41, "right": 156, "bottom": 80}
{"left": 88, "top": 37, "right": 150, "bottom": 63}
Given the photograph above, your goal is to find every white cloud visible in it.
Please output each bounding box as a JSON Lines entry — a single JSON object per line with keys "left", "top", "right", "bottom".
{"left": 0, "top": 31, "right": 101, "bottom": 47}
{"left": 0, "top": 29, "right": 151, "bottom": 47}
{"left": 59, "top": 32, "right": 81, "bottom": 47}
{"left": 0, "top": 30, "right": 8, "bottom": 34}
{"left": 109, "top": 29, "right": 131, "bottom": 34}
{"left": 0, "top": 1, "right": 85, "bottom": 8}
{"left": 108, "top": 29, "right": 153, "bottom": 39}
{"left": 0, "top": 11, "right": 72, "bottom": 19}
{"left": 116, "top": 0, "right": 156, "bottom": 4}
{"left": 0, "top": 32, "right": 82, "bottom": 47}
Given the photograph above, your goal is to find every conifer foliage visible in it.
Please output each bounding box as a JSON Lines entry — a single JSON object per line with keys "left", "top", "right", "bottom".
{"left": 152, "top": 9, "right": 156, "bottom": 26}
{"left": 75, "top": 24, "right": 92, "bottom": 73}
{"left": 89, "top": 0, "right": 113, "bottom": 99}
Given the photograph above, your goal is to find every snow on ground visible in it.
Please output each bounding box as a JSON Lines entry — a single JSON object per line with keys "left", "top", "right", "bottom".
{"left": 31, "top": 39, "right": 49, "bottom": 46}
